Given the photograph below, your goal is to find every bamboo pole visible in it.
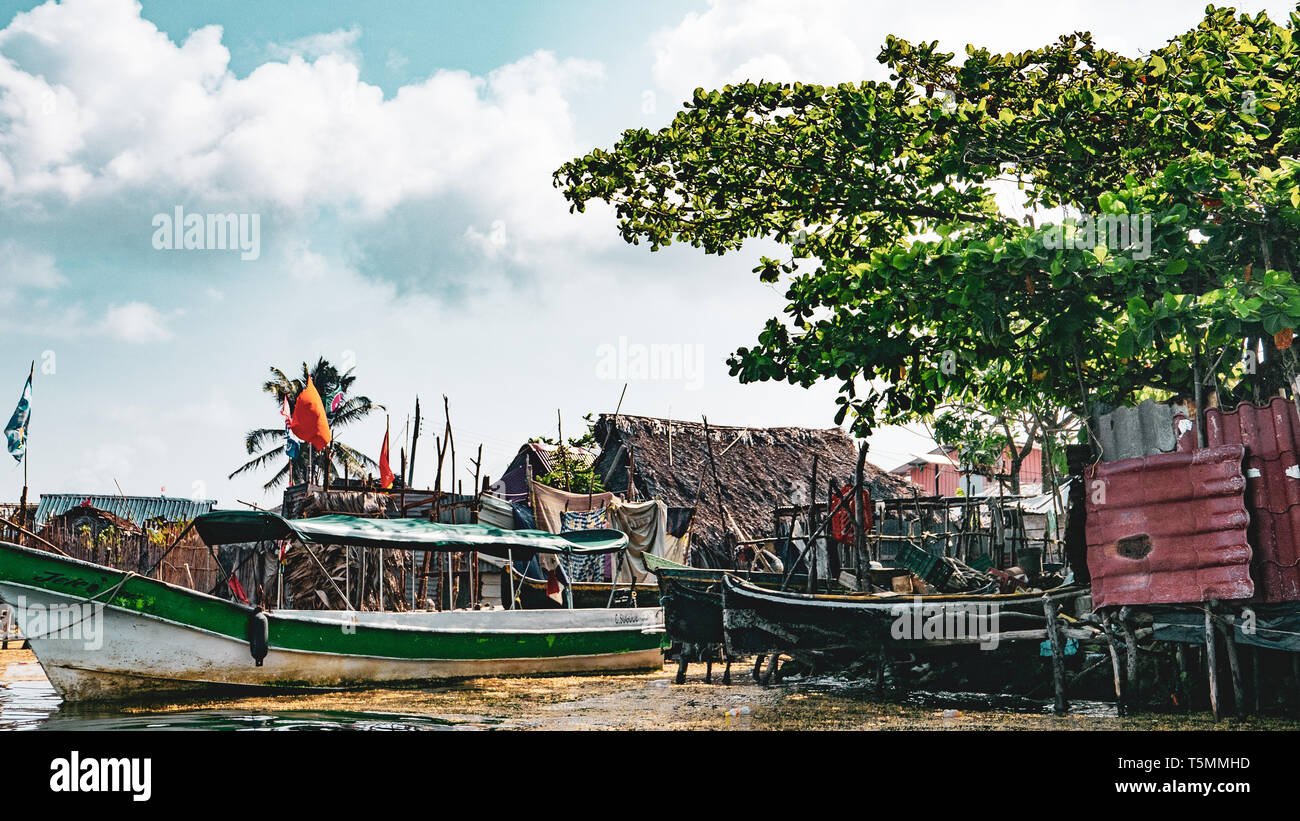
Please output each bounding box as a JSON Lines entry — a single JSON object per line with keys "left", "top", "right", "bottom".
{"left": 0, "top": 515, "right": 70, "bottom": 557}
{"left": 408, "top": 396, "right": 421, "bottom": 486}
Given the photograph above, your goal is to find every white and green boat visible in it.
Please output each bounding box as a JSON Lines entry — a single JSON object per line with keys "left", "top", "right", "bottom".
{"left": 0, "top": 511, "right": 665, "bottom": 702}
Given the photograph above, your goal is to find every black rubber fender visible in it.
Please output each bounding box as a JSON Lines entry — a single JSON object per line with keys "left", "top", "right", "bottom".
{"left": 247, "top": 609, "right": 269, "bottom": 667}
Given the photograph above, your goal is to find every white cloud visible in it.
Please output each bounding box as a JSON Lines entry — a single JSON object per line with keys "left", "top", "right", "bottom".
{"left": 100, "top": 301, "right": 171, "bottom": 342}
{"left": 0, "top": 240, "right": 65, "bottom": 301}
{"left": 266, "top": 25, "right": 363, "bottom": 64}
{"left": 0, "top": 0, "right": 608, "bottom": 261}
{"left": 649, "top": 0, "right": 1300, "bottom": 106}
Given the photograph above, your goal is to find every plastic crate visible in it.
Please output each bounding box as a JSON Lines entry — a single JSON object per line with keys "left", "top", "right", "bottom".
{"left": 968, "top": 554, "right": 994, "bottom": 572}
{"left": 895, "top": 542, "right": 955, "bottom": 588}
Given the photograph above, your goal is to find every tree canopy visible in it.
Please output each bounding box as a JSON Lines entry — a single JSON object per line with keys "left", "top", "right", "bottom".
{"left": 555, "top": 5, "right": 1300, "bottom": 440}
{"left": 230, "top": 357, "right": 380, "bottom": 490}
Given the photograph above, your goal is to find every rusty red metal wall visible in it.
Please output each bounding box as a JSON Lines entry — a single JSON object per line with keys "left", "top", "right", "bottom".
{"left": 1085, "top": 444, "right": 1253, "bottom": 609}
{"left": 1204, "top": 398, "right": 1300, "bottom": 603}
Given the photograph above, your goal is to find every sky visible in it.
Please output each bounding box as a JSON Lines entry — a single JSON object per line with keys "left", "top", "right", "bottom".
{"left": 0, "top": 0, "right": 1295, "bottom": 508}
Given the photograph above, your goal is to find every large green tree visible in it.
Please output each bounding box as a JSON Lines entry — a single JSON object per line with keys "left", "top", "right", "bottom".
{"left": 555, "top": 6, "right": 1300, "bottom": 442}
{"left": 229, "top": 357, "right": 380, "bottom": 490}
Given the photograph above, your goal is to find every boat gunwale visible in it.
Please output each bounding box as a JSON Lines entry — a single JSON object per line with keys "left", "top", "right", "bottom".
{"left": 0, "top": 541, "right": 663, "bottom": 638}
{"left": 722, "top": 574, "right": 1085, "bottom": 608}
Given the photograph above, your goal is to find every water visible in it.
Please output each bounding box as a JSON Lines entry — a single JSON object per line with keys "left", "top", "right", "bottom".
{"left": 0, "top": 653, "right": 498, "bottom": 730}
{"left": 7, "top": 650, "right": 1280, "bottom": 730}
{"left": 781, "top": 672, "right": 1121, "bottom": 717}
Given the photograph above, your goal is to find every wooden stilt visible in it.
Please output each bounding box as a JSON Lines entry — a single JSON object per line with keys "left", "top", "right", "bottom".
{"left": 761, "top": 652, "right": 779, "bottom": 685}
{"left": 1250, "top": 646, "right": 1260, "bottom": 714}
{"left": 1119, "top": 607, "right": 1140, "bottom": 711}
{"left": 752, "top": 655, "right": 765, "bottom": 682}
{"left": 1175, "top": 644, "right": 1190, "bottom": 710}
{"left": 1218, "top": 609, "right": 1246, "bottom": 718}
{"left": 1293, "top": 653, "right": 1300, "bottom": 708}
{"left": 675, "top": 648, "right": 688, "bottom": 685}
{"left": 1102, "top": 618, "right": 1125, "bottom": 715}
{"left": 1205, "top": 602, "right": 1220, "bottom": 721}
{"left": 1044, "top": 597, "right": 1069, "bottom": 715}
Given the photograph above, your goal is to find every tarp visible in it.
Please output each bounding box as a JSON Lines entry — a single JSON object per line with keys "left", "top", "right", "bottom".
{"left": 529, "top": 480, "right": 615, "bottom": 535}
{"left": 191, "top": 510, "right": 628, "bottom": 558}
{"left": 608, "top": 498, "right": 675, "bottom": 583}
{"left": 1151, "top": 603, "right": 1300, "bottom": 653}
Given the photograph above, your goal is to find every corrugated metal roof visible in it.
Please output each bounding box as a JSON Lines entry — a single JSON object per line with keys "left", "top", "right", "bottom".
{"left": 1085, "top": 444, "right": 1253, "bottom": 609}
{"left": 526, "top": 442, "right": 599, "bottom": 474}
{"left": 34, "top": 494, "right": 217, "bottom": 529}
{"left": 1093, "top": 399, "right": 1194, "bottom": 462}
{"left": 1205, "top": 397, "right": 1300, "bottom": 603}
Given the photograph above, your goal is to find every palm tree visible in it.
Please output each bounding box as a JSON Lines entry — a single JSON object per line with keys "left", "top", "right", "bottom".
{"left": 230, "top": 357, "right": 381, "bottom": 490}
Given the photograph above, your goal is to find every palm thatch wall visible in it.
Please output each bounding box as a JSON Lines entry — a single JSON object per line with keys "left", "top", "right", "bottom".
{"left": 591, "top": 414, "right": 918, "bottom": 564}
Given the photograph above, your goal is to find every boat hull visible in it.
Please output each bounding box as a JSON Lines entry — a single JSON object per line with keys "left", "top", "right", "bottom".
{"left": 507, "top": 567, "right": 660, "bottom": 609}
{"left": 721, "top": 575, "right": 1069, "bottom": 656}
{"left": 651, "top": 563, "right": 834, "bottom": 649}
{"left": 0, "top": 542, "right": 665, "bottom": 702}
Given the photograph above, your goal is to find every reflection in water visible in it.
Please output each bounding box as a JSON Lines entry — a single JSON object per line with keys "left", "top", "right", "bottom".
{"left": 3, "top": 653, "right": 1125, "bottom": 730}
{"left": 789, "top": 674, "right": 1121, "bottom": 718}
{"left": 0, "top": 678, "right": 63, "bottom": 730}
{"left": 0, "top": 656, "right": 492, "bottom": 731}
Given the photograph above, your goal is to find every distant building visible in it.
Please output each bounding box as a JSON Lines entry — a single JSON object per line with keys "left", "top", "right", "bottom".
{"left": 33, "top": 493, "right": 218, "bottom": 532}
{"left": 889, "top": 443, "right": 1043, "bottom": 496}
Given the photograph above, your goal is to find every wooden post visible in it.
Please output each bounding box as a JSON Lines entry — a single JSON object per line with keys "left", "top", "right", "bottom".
{"left": 1044, "top": 596, "right": 1069, "bottom": 714}
{"left": 1102, "top": 619, "right": 1126, "bottom": 715}
{"left": 1250, "top": 646, "right": 1260, "bottom": 714}
{"left": 408, "top": 396, "right": 421, "bottom": 486}
{"left": 700, "top": 416, "right": 731, "bottom": 564}
{"left": 1175, "top": 644, "right": 1190, "bottom": 709}
{"left": 854, "top": 446, "right": 868, "bottom": 591}
{"left": 1205, "top": 601, "right": 1221, "bottom": 721}
{"left": 807, "top": 454, "right": 820, "bottom": 593}
{"left": 1119, "top": 606, "right": 1140, "bottom": 710}
{"left": 1218, "top": 607, "right": 1246, "bottom": 717}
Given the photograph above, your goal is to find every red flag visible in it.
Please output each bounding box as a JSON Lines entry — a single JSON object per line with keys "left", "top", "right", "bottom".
{"left": 379, "top": 423, "right": 394, "bottom": 489}
{"left": 288, "top": 377, "right": 332, "bottom": 451}
{"left": 226, "top": 574, "right": 250, "bottom": 605}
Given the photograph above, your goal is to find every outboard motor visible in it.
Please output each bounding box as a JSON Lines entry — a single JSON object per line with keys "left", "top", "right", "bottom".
{"left": 247, "top": 607, "right": 269, "bottom": 667}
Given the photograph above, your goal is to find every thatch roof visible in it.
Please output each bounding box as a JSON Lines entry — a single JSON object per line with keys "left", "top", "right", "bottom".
{"left": 592, "top": 414, "right": 918, "bottom": 563}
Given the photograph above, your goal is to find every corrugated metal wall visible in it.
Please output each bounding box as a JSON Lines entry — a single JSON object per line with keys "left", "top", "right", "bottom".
{"left": 1205, "top": 397, "right": 1300, "bottom": 602}
{"left": 1085, "top": 444, "right": 1254, "bottom": 609}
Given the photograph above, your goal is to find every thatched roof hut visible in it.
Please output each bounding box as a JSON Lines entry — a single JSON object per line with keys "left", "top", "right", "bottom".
{"left": 591, "top": 414, "right": 918, "bottom": 564}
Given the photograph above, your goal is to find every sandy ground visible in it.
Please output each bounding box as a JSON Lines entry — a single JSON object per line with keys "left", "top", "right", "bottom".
{"left": 6, "top": 647, "right": 1300, "bottom": 730}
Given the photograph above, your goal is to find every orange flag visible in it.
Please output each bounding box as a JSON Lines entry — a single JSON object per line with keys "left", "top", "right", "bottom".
{"left": 379, "top": 422, "right": 394, "bottom": 489}
{"left": 289, "top": 377, "right": 332, "bottom": 451}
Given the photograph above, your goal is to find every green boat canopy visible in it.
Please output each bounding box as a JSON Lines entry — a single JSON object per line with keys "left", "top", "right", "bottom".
{"left": 191, "top": 510, "right": 629, "bottom": 558}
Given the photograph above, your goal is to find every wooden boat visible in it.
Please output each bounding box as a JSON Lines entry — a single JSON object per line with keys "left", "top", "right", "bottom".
{"left": 504, "top": 564, "right": 660, "bottom": 609}
{"left": 643, "top": 553, "right": 835, "bottom": 648}
{"left": 721, "top": 574, "right": 1085, "bottom": 656}
{"left": 0, "top": 511, "right": 665, "bottom": 703}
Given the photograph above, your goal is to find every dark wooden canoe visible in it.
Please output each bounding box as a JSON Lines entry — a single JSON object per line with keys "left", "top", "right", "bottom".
{"left": 721, "top": 575, "right": 1085, "bottom": 656}
{"left": 649, "top": 560, "right": 834, "bottom": 648}
{"left": 505, "top": 565, "right": 660, "bottom": 609}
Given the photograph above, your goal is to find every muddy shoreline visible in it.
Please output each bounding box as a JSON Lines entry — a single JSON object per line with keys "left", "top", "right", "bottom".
{"left": 4, "top": 649, "right": 1299, "bottom": 730}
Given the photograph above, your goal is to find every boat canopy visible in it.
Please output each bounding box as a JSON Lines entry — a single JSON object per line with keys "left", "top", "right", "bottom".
{"left": 191, "top": 510, "right": 629, "bottom": 557}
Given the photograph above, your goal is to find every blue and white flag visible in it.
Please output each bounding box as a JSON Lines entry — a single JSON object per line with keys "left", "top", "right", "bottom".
{"left": 4, "top": 372, "right": 31, "bottom": 463}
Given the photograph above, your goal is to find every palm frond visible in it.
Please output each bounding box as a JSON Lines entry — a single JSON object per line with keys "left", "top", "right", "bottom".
{"left": 229, "top": 444, "right": 287, "bottom": 479}
{"left": 244, "top": 427, "right": 285, "bottom": 455}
